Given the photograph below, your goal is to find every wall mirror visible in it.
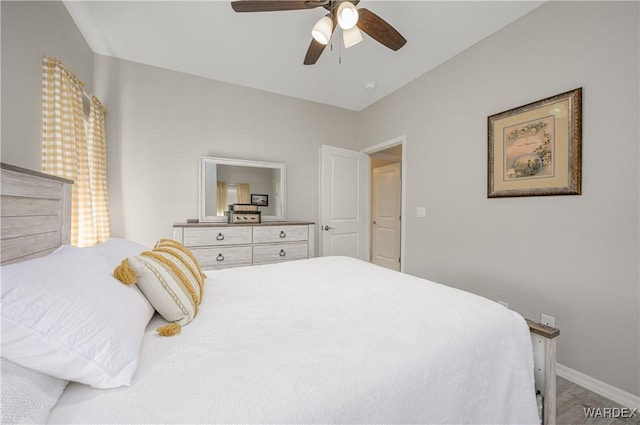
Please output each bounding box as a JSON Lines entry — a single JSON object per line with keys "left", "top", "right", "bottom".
{"left": 199, "top": 156, "right": 286, "bottom": 222}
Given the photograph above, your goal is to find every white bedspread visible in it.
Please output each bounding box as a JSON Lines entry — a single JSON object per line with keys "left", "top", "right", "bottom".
{"left": 48, "top": 256, "right": 540, "bottom": 424}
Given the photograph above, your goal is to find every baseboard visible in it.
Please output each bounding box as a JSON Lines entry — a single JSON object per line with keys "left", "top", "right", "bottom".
{"left": 557, "top": 363, "right": 640, "bottom": 409}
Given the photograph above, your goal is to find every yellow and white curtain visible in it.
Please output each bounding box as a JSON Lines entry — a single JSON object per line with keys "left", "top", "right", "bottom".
{"left": 217, "top": 182, "right": 228, "bottom": 216}
{"left": 42, "top": 56, "right": 111, "bottom": 247}
{"left": 86, "top": 95, "right": 111, "bottom": 243}
{"left": 237, "top": 183, "right": 250, "bottom": 204}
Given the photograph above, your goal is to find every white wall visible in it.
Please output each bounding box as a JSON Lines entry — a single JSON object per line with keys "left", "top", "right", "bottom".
{"left": 93, "top": 55, "right": 358, "bottom": 247}
{"left": 1, "top": 1, "right": 94, "bottom": 170}
{"left": 357, "top": 1, "right": 639, "bottom": 397}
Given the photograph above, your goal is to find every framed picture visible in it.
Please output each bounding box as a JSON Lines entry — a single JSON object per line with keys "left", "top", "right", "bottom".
{"left": 488, "top": 88, "right": 582, "bottom": 198}
{"left": 251, "top": 194, "right": 269, "bottom": 207}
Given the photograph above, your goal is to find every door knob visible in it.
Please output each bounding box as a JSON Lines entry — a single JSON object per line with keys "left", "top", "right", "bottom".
{"left": 323, "top": 225, "right": 335, "bottom": 231}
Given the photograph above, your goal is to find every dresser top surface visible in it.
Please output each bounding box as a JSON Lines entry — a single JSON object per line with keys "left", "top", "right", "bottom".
{"left": 174, "top": 221, "right": 315, "bottom": 228}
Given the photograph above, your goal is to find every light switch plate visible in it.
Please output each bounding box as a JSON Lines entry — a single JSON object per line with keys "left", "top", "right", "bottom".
{"left": 416, "top": 207, "right": 426, "bottom": 217}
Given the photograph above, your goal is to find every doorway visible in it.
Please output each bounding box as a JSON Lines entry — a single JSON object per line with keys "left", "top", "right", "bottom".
{"left": 318, "top": 137, "right": 406, "bottom": 272}
{"left": 371, "top": 161, "right": 401, "bottom": 270}
{"left": 363, "top": 137, "right": 405, "bottom": 272}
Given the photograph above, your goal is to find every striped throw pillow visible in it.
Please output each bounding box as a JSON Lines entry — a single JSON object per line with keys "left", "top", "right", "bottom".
{"left": 113, "top": 239, "right": 206, "bottom": 336}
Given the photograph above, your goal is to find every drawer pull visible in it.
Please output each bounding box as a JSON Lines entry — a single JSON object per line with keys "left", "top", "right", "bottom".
{"left": 216, "top": 233, "right": 225, "bottom": 241}
{"left": 279, "top": 231, "right": 286, "bottom": 238}
{"left": 279, "top": 249, "right": 286, "bottom": 257}
{"left": 216, "top": 254, "right": 225, "bottom": 262}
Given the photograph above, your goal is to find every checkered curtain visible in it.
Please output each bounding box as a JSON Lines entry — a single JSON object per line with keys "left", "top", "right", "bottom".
{"left": 42, "top": 57, "right": 110, "bottom": 246}
{"left": 217, "top": 182, "right": 228, "bottom": 216}
{"left": 237, "top": 183, "right": 250, "bottom": 204}
{"left": 86, "top": 95, "right": 111, "bottom": 244}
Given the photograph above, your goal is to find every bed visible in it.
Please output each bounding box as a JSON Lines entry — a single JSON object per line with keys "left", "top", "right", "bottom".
{"left": 0, "top": 163, "right": 558, "bottom": 425}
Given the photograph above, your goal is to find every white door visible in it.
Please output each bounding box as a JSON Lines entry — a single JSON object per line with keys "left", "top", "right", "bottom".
{"left": 319, "top": 145, "right": 369, "bottom": 260}
{"left": 372, "top": 162, "right": 401, "bottom": 271}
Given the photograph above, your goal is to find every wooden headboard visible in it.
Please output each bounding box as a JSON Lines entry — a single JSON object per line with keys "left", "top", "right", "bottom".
{"left": 1, "top": 163, "right": 73, "bottom": 265}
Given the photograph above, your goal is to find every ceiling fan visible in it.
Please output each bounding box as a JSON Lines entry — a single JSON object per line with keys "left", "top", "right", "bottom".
{"left": 230, "top": 0, "right": 407, "bottom": 65}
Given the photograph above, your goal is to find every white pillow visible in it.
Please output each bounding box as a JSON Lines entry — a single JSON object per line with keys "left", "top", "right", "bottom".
{"left": 1, "top": 357, "right": 69, "bottom": 424}
{"left": 86, "top": 237, "right": 148, "bottom": 265}
{"left": 1, "top": 239, "right": 154, "bottom": 389}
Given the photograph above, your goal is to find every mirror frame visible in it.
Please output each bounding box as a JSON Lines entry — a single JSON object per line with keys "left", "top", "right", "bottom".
{"left": 199, "top": 156, "right": 287, "bottom": 223}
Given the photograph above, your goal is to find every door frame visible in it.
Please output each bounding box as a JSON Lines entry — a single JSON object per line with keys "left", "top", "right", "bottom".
{"left": 362, "top": 135, "right": 406, "bottom": 272}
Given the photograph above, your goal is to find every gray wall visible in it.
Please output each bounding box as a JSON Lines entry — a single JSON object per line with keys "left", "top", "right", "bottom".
{"left": 93, "top": 54, "right": 358, "bottom": 246}
{"left": 1, "top": 1, "right": 94, "bottom": 170}
{"left": 357, "top": 1, "right": 639, "bottom": 397}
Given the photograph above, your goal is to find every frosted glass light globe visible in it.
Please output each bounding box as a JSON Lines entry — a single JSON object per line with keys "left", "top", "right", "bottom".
{"left": 311, "top": 15, "right": 333, "bottom": 45}
{"left": 343, "top": 26, "right": 363, "bottom": 48}
{"left": 337, "top": 2, "right": 359, "bottom": 30}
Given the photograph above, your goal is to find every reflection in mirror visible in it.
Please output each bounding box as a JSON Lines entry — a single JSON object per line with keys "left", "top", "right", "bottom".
{"left": 200, "top": 157, "right": 286, "bottom": 222}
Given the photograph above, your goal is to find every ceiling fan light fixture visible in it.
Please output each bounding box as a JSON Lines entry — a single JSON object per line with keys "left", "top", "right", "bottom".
{"left": 343, "top": 26, "right": 362, "bottom": 48}
{"left": 337, "top": 2, "right": 358, "bottom": 30}
{"left": 311, "top": 15, "right": 333, "bottom": 45}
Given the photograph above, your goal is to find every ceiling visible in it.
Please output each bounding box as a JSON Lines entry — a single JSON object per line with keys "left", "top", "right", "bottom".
{"left": 63, "top": 1, "right": 544, "bottom": 111}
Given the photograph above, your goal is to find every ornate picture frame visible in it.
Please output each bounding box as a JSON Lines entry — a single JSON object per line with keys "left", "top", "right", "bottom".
{"left": 488, "top": 88, "right": 582, "bottom": 198}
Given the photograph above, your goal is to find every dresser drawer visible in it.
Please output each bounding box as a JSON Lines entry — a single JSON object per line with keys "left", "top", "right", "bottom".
{"left": 183, "top": 227, "right": 252, "bottom": 247}
{"left": 253, "top": 242, "right": 309, "bottom": 265}
{"left": 191, "top": 246, "right": 252, "bottom": 270}
{"left": 174, "top": 222, "right": 314, "bottom": 270}
{"left": 253, "top": 225, "right": 308, "bottom": 244}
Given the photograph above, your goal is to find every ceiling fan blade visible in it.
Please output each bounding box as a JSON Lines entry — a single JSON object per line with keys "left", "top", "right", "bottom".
{"left": 303, "top": 39, "right": 327, "bottom": 65}
{"left": 356, "top": 8, "right": 407, "bottom": 51}
{"left": 231, "top": 1, "right": 324, "bottom": 12}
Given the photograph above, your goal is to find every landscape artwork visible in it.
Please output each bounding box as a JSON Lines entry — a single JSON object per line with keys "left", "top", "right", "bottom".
{"left": 503, "top": 116, "right": 554, "bottom": 181}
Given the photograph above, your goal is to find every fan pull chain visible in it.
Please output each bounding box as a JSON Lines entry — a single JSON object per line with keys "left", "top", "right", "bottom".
{"left": 338, "top": 29, "right": 342, "bottom": 64}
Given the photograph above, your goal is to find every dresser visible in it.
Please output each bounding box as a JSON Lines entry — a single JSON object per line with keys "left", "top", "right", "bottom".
{"left": 173, "top": 222, "right": 315, "bottom": 270}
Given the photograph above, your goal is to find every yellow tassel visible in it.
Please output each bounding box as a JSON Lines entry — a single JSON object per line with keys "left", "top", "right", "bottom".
{"left": 113, "top": 258, "right": 137, "bottom": 285}
{"left": 156, "top": 322, "right": 181, "bottom": 337}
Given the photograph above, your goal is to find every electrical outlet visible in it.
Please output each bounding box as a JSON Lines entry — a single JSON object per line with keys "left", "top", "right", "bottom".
{"left": 541, "top": 314, "right": 555, "bottom": 327}
{"left": 497, "top": 300, "right": 509, "bottom": 308}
